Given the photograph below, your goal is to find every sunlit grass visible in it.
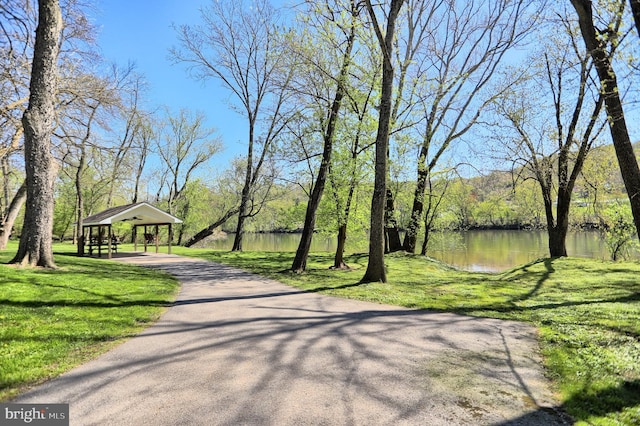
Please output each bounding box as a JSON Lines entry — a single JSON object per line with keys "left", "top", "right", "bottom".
{"left": 2, "top": 240, "right": 638, "bottom": 423}
{"left": 173, "top": 247, "right": 640, "bottom": 425}
{"left": 0, "top": 242, "right": 179, "bottom": 400}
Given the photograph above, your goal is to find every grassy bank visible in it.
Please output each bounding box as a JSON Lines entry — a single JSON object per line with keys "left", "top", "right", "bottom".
{"left": 0, "top": 243, "right": 179, "bottom": 400}
{"left": 2, "top": 242, "right": 638, "bottom": 424}
{"left": 173, "top": 247, "right": 640, "bottom": 425}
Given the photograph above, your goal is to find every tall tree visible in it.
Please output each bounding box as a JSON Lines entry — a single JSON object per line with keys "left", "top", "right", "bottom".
{"left": 489, "top": 25, "right": 607, "bottom": 257}
{"left": 171, "top": 0, "right": 293, "bottom": 251}
{"left": 65, "top": 99, "right": 97, "bottom": 247}
{"left": 419, "top": 169, "right": 452, "bottom": 255}
{"left": 1, "top": 0, "right": 99, "bottom": 249}
{"left": 326, "top": 61, "right": 379, "bottom": 269}
{"left": 131, "top": 116, "right": 153, "bottom": 204}
{"left": 361, "top": 0, "right": 405, "bottom": 283}
{"left": 182, "top": 158, "right": 248, "bottom": 247}
{"left": 290, "top": 0, "right": 361, "bottom": 273}
{"left": 0, "top": 1, "right": 36, "bottom": 250}
{"left": 401, "top": 0, "right": 540, "bottom": 253}
{"left": 10, "top": 0, "right": 62, "bottom": 267}
{"left": 104, "top": 67, "right": 146, "bottom": 208}
{"left": 0, "top": 182, "right": 26, "bottom": 249}
{"left": 570, "top": 0, "right": 640, "bottom": 239}
{"left": 56, "top": 68, "right": 122, "bottom": 246}
{"left": 154, "top": 107, "right": 221, "bottom": 242}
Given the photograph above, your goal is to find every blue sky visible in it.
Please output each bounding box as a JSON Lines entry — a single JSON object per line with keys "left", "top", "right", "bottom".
{"left": 95, "top": 0, "right": 247, "bottom": 166}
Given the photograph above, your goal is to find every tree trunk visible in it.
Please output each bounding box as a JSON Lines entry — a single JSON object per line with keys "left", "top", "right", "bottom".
{"left": 184, "top": 207, "right": 240, "bottom": 247}
{"left": 177, "top": 225, "right": 184, "bottom": 246}
{"left": 548, "top": 226, "right": 568, "bottom": 258}
{"left": 290, "top": 107, "right": 337, "bottom": 272}
{"left": 0, "top": 182, "right": 27, "bottom": 250}
{"left": 384, "top": 188, "right": 402, "bottom": 253}
{"left": 548, "top": 192, "right": 570, "bottom": 257}
{"left": 291, "top": 5, "right": 357, "bottom": 273}
{"left": 10, "top": 0, "right": 62, "bottom": 268}
{"left": 333, "top": 223, "right": 349, "bottom": 269}
{"left": 420, "top": 189, "right": 435, "bottom": 256}
{"left": 332, "top": 177, "right": 357, "bottom": 269}
{"left": 232, "top": 199, "right": 248, "bottom": 251}
{"left": 291, "top": 172, "right": 325, "bottom": 272}
{"left": 571, "top": 0, "right": 640, "bottom": 240}
{"left": 403, "top": 155, "right": 428, "bottom": 253}
{"left": 74, "top": 149, "right": 84, "bottom": 251}
{"left": 361, "top": 0, "right": 404, "bottom": 283}
{"left": 630, "top": 0, "right": 640, "bottom": 38}
{"left": 420, "top": 224, "right": 430, "bottom": 256}
{"left": 176, "top": 201, "right": 189, "bottom": 246}
{"left": 232, "top": 122, "right": 255, "bottom": 252}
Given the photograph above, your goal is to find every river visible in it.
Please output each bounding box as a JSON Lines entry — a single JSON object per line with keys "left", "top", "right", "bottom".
{"left": 202, "top": 230, "right": 635, "bottom": 272}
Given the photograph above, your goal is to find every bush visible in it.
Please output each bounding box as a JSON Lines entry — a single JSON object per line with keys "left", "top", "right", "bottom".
{"left": 599, "top": 201, "right": 638, "bottom": 261}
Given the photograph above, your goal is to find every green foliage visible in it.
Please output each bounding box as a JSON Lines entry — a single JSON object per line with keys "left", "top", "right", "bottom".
{"left": 266, "top": 196, "right": 307, "bottom": 232}
{"left": 578, "top": 144, "right": 625, "bottom": 201}
{"left": 242, "top": 183, "right": 308, "bottom": 233}
{"left": 316, "top": 183, "right": 370, "bottom": 248}
{"left": 0, "top": 243, "right": 179, "bottom": 400}
{"left": 599, "top": 201, "right": 639, "bottom": 261}
{"left": 474, "top": 196, "right": 513, "bottom": 227}
{"left": 423, "top": 231, "right": 465, "bottom": 254}
{"left": 52, "top": 178, "right": 77, "bottom": 240}
{"left": 439, "top": 179, "right": 477, "bottom": 229}
{"left": 171, "top": 179, "right": 217, "bottom": 242}
{"left": 509, "top": 180, "right": 544, "bottom": 228}
{"left": 178, "top": 248, "right": 640, "bottom": 424}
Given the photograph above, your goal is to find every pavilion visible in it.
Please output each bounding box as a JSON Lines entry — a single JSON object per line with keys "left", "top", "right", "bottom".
{"left": 80, "top": 202, "right": 183, "bottom": 259}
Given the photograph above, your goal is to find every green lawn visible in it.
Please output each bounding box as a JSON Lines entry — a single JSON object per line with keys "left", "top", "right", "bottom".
{"left": 0, "top": 243, "right": 179, "bottom": 400}
{"left": 2, "top": 242, "right": 639, "bottom": 424}
{"left": 172, "top": 247, "right": 640, "bottom": 425}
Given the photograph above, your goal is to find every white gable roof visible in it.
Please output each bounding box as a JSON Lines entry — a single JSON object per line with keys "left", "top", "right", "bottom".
{"left": 82, "top": 202, "right": 183, "bottom": 226}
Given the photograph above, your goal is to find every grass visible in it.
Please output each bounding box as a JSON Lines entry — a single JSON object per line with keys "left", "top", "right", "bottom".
{"left": 0, "top": 242, "right": 180, "bottom": 401}
{"left": 2, "top": 242, "right": 638, "bottom": 424}
{"left": 171, "top": 247, "right": 640, "bottom": 425}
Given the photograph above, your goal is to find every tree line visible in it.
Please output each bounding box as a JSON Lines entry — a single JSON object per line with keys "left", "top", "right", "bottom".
{"left": 2, "top": 0, "right": 639, "bottom": 282}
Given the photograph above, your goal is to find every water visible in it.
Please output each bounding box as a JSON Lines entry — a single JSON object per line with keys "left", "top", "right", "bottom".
{"left": 430, "top": 230, "right": 612, "bottom": 272}
{"left": 203, "top": 230, "right": 628, "bottom": 272}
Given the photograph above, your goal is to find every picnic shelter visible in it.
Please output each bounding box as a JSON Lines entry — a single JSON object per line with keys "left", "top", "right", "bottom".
{"left": 80, "top": 202, "right": 183, "bottom": 258}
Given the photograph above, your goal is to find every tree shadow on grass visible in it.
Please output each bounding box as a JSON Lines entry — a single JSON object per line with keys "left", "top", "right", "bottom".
{"left": 0, "top": 297, "right": 171, "bottom": 309}
{"left": 54, "top": 252, "right": 168, "bottom": 275}
{"left": 0, "top": 274, "right": 175, "bottom": 308}
{"left": 561, "top": 379, "right": 640, "bottom": 424}
{"left": 449, "top": 291, "right": 640, "bottom": 317}
{"left": 493, "top": 407, "right": 572, "bottom": 425}
{"left": 1, "top": 253, "right": 178, "bottom": 309}
{"left": 510, "top": 258, "right": 556, "bottom": 302}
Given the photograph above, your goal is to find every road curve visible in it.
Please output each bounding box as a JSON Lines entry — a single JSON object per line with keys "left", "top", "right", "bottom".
{"left": 13, "top": 252, "right": 570, "bottom": 425}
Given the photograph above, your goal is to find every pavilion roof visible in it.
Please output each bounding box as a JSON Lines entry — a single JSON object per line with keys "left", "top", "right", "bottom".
{"left": 82, "top": 202, "right": 182, "bottom": 227}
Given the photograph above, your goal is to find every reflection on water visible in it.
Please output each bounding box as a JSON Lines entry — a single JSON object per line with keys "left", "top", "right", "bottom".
{"left": 430, "top": 230, "right": 612, "bottom": 272}
{"left": 203, "top": 230, "right": 629, "bottom": 272}
{"left": 204, "top": 233, "right": 339, "bottom": 253}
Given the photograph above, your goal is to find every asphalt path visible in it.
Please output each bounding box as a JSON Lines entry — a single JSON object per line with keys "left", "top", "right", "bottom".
{"left": 14, "top": 253, "right": 570, "bottom": 425}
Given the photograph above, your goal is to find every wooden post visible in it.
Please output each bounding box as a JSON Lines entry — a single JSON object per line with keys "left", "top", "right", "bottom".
{"left": 107, "top": 224, "right": 113, "bottom": 259}
{"left": 168, "top": 223, "right": 172, "bottom": 254}
{"left": 98, "top": 226, "right": 103, "bottom": 257}
{"left": 143, "top": 225, "right": 148, "bottom": 252}
{"left": 89, "top": 226, "right": 93, "bottom": 256}
{"left": 79, "top": 225, "right": 85, "bottom": 256}
{"left": 155, "top": 224, "right": 159, "bottom": 253}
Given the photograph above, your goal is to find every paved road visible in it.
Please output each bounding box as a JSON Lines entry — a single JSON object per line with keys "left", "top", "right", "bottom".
{"left": 14, "top": 253, "right": 569, "bottom": 425}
